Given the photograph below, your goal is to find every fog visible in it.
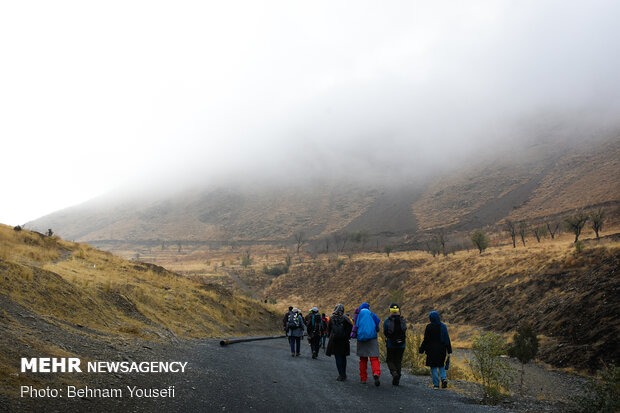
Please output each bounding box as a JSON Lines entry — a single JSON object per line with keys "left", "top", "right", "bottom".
{"left": 2, "top": 0, "right": 620, "bottom": 224}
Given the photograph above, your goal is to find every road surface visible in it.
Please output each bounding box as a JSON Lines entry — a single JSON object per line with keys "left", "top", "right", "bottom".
{"left": 6, "top": 338, "right": 506, "bottom": 413}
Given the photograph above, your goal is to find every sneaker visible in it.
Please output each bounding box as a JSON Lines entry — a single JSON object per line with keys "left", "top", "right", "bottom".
{"left": 441, "top": 379, "right": 448, "bottom": 389}
{"left": 433, "top": 385, "right": 440, "bottom": 389}
{"left": 312, "top": 353, "right": 317, "bottom": 359}
{"left": 291, "top": 353, "right": 295, "bottom": 357}
{"left": 295, "top": 353, "right": 300, "bottom": 357}
{"left": 373, "top": 375, "right": 380, "bottom": 387}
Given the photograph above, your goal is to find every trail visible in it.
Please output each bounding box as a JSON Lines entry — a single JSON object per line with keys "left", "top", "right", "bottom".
{"left": 8, "top": 338, "right": 506, "bottom": 413}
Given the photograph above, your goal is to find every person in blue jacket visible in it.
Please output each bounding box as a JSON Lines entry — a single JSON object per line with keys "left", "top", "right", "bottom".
{"left": 383, "top": 303, "right": 407, "bottom": 386}
{"left": 355, "top": 302, "right": 382, "bottom": 386}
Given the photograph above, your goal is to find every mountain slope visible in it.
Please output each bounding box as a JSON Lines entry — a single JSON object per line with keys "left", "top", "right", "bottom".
{"left": 27, "top": 135, "right": 620, "bottom": 247}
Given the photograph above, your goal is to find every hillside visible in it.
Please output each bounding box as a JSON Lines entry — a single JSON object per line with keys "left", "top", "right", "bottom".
{"left": 250, "top": 234, "right": 618, "bottom": 371}
{"left": 0, "top": 224, "right": 279, "bottom": 396}
{"left": 27, "top": 134, "right": 620, "bottom": 252}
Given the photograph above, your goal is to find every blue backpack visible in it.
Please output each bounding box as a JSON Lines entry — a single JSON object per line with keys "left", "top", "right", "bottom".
{"left": 356, "top": 309, "right": 377, "bottom": 342}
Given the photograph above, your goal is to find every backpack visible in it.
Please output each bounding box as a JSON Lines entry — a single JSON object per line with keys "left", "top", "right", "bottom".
{"left": 310, "top": 313, "right": 322, "bottom": 334}
{"left": 356, "top": 309, "right": 378, "bottom": 342}
{"left": 287, "top": 313, "right": 301, "bottom": 330}
{"left": 331, "top": 317, "right": 347, "bottom": 339}
{"left": 386, "top": 316, "right": 407, "bottom": 346}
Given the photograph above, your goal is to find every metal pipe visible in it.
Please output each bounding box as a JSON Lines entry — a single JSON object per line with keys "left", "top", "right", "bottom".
{"left": 219, "top": 335, "right": 287, "bottom": 346}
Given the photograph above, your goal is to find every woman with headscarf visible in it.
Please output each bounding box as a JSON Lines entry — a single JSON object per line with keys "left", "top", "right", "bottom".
{"left": 419, "top": 310, "right": 452, "bottom": 388}
{"left": 326, "top": 304, "right": 353, "bottom": 381}
{"left": 355, "top": 302, "right": 382, "bottom": 386}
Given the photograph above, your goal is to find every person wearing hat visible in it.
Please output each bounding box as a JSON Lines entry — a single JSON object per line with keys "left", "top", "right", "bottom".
{"left": 286, "top": 307, "right": 305, "bottom": 356}
{"left": 383, "top": 303, "right": 408, "bottom": 386}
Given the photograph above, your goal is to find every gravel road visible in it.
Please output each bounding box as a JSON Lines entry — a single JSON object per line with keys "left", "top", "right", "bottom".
{"left": 5, "top": 337, "right": 506, "bottom": 413}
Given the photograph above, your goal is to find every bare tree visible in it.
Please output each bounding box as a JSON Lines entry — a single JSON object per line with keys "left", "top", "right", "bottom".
{"left": 333, "top": 230, "right": 349, "bottom": 253}
{"left": 546, "top": 221, "right": 560, "bottom": 239}
{"left": 565, "top": 212, "right": 589, "bottom": 243}
{"left": 518, "top": 222, "right": 528, "bottom": 247}
{"left": 332, "top": 232, "right": 342, "bottom": 254}
{"left": 437, "top": 229, "right": 447, "bottom": 256}
{"left": 532, "top": 226, "right": 548, "bottom": 243}
{"left": 359, "top": 230, "right": 370, "bottom": 251}
{"left": 590, "top": 208, "right": 605, "bottom": 239}
{"left": 505, "top": 220, "right": 517, "bottom": 248}
{"left": 294, "top": 231, "right": 305, "bottom": 256}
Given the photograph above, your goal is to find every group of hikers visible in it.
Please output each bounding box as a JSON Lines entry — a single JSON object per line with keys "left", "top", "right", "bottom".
{"left": 283, "top": 303, "right": 452, "bottom": 388}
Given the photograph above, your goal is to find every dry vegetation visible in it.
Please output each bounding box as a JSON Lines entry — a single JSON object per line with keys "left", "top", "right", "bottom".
{"left": 139, "top": 226, "right": 618, "bottom": 372}
{"left": 0, "top": 224, "right": 280, "bottom": 395}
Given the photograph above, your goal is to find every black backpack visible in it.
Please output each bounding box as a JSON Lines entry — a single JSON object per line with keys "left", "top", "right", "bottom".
{"left": 386, "top": 316, "right": 407, "bottom": 346}
{"left": 310, "top": 313, "right": 322, "bottom": 334}
{"left": 287, "top": 313, "right": 301, "bottom": 330}
{"left": 331, "top": 317, "right": 347, "bottom": 339}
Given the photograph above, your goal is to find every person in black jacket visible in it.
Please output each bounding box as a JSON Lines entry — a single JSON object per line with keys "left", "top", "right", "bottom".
{"left": 419, "top": 310, "right": 452, "bottom": 388}
{"left": 305, "top": 307, "right": 324, "bottom": 359}
{"left": 326, "top": 303, "right": 353, "bottom": 381}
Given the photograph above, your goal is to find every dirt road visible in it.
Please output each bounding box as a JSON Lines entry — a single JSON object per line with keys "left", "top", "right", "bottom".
{"left": 5, "top": 338, "right": 505, "bottom": 413}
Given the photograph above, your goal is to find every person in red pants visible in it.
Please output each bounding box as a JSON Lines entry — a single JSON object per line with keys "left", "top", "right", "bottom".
{"left": 355, "top": 302, "right": 382, "bottom": 386}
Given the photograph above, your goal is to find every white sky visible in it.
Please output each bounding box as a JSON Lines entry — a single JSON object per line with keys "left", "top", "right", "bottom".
{"left": 1, "top": 0, "right": 619, "bottom": 226}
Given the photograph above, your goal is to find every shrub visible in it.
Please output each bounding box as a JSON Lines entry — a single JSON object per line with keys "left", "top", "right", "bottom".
{"left": 471, "top": 230, "right": 489, "bottom": 254}
{"left": 467, "top": 332, "right": 514, "bottom": 403}
{"left": 262, "top": 264, "right": 289, "bottom": 276}
{"left": 572, "top": 364, "right": 620, "bottom": 412}
{"left": 508, "top": 323, "right": 539, "bottom": 394}
{"left": 575, "top": 240, "right": 585, "bottom": 253}
{"left": 384, "top": 246, "right": 393, "bottom": 257}
{"left": 402, "top": 327, "right": 429, "bottom": 375}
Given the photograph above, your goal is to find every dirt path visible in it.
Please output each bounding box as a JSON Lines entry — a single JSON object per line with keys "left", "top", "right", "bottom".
{"left": 5, "top": 338, "right": 506, "bottom": 413}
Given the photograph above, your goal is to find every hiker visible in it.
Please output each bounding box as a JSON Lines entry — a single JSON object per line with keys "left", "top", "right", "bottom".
{"left": 283, "top": 306, "right": 293, "bottom": 331}
{"left": 383, "top": 303, "right": 407, "bottom": 386}
{"left": 286, "top": 308, "right": 305, "bottom": 357}
{"left": 355, "top": 302, "right": 382, "bottom": 386}
{"left": 326, "top": 303, "right": 353, "bottom": 381}
{"left": 350, "top": 307, "right": 361, "bottom": 339}
{"left": 419, "top": 310, "right": 452, "bottom": 388}
{"left": 321, "top": 313, "right": 329, "bottom": 350}
{"left": 305, "top": 307, "right": 324, "bottom": 359}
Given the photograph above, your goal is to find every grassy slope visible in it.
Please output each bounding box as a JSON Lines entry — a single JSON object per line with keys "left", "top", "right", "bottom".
{"left": 0, "top": 224, "right": 279, "bottom": 393}
{"left": 261, "top": 234, "right": 619, "bottom": 371}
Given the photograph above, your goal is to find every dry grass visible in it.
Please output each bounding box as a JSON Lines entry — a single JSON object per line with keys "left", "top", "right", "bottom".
{"left": 0, "top": 224, "right": 279, "bottom": 340}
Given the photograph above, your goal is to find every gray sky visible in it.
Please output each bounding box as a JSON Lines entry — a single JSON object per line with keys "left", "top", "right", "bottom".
{"left": 1, "top": 0, "right": 620, "bottom": 225}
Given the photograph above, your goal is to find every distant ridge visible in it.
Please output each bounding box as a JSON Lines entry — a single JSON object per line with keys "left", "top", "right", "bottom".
{"left": 28, "top": 135, "right": 620, "bottom": 248}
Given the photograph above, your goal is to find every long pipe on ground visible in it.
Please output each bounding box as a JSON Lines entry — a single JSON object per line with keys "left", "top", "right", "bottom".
{"left": 219, "top": 335, "right": 287, "bottom": 346}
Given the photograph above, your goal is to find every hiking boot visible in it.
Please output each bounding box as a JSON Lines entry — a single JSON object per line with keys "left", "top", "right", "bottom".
{"left": 291, "top": 353, "right": 295, "bottom": 357}
{"left": 392, "top": 375, "right": 400, "bottom": 386}
{"left": 312, "top": 353, "right": 317, "bottom": 359}
{"left": 361, "top": 380, "right": 367, "bottom": 384}
{"left": 433, "top": 385, "right": 440, "bottom": 389}
{"left": 336, "top": 376, "right": 344, "bottom": 381}
{"left": 373, "top": 375, "right": 380, "bottom": 387}
{"left": 441, "top": 379, "right": 448, "bottom": 388}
